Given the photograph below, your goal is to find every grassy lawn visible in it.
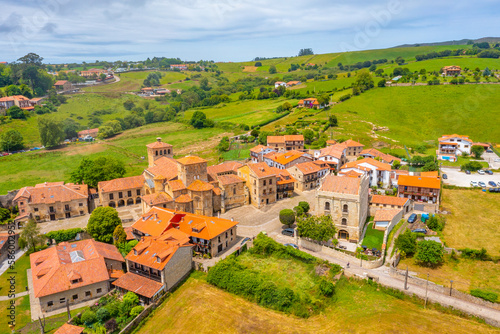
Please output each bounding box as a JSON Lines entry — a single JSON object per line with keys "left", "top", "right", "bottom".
{"left": 136, "top": 276, "right": 496, "bottom": 334}
{"left": 398, "top": 256, "right": 500, "bottom": 296}
{"left": 0, "top": 296, "right": 30, "bottom": 333}
{"left": 0, "top": 253, "right": 30, "bottom": 296}
{"left": 440, "top": 189, "right": 500, "bottom": 256}
{"left": 18, "top": 305, "right": 88, "bottom": 334}
{"left": 440, "top": 155, "right": 489, "bottom": 168}
{"left": 361, "top": 222, "right": 385, "bottom": 250}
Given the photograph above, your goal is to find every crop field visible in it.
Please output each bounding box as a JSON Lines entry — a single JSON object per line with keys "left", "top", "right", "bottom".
{"left": 136, "top": 276, "right": 496, "bottom": 334}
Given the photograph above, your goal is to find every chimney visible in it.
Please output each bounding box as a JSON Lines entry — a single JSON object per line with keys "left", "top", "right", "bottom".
{"left": 156, "top": 137, "right": 162, "bottom": 143}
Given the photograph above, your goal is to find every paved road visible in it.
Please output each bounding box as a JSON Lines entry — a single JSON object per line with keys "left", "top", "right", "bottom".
{"left": 442, "top": 167, "right": 500, "bottom": 188}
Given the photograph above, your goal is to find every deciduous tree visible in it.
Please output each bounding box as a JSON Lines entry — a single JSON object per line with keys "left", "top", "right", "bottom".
{"left": 87, "top": 207, "right": 122, "bottom": 243}
{"left": 38, "top": 117, "right": 65, "bottom": 148}
{"left": 70, "top": 156, "right": 125, "bottom": 188}
{"left": 415, "top": 240, "right": 444, "bottom": 267}
{"left": 279, "top": 209, "right": 295, "bottom": 227}
{"left": 0, "top": 129, "right": 24, "bottom": 151}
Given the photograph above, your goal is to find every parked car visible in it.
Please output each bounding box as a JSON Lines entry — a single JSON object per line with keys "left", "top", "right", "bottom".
{"left": 407, "top": 213, "right": 417, "bottom": 224}
{"left": 494, "top": 158, "right": 500, "bottom": 162}
{"left": 470, "top": 181, "right": 478, "bottom": 187}
{"left": 486, "top": 149, "right": 493, "bottom": 153}
{"left": 478, "top": 181, "right": 487, "bottom": 188}
{"left": 282, "top": 228, "right": 295, "bottom": 237}
{"left": 488, "top": 181, "right": 497, "bottom": 187}
{"left": 485, "top": 170, "right": 493, "bottom": 175}
{"left": 241, "top": 237, "right": 251, "bottom": 245}
{"left": 465, "top": 170, "right": 471, "bottom": 175}
{"left": 412, "top": 228, "right": 427, "bottom": 234}
{"left": 442, "top": 174, "right": 448, "bottom": 179}
{"left": 497, "top": 182, "right": 500, "bottom": 187}
{"left": 477, "top": 170, "right": 485, "bottom": 175}
{"left": 284, "top": 243, "right": 299, "bottom": 249}
{"left": 488, "top": 188, "right": 499, "bottom": 193}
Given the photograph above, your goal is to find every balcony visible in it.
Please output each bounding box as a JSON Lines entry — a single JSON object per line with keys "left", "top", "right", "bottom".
{"left": 129, "top": 267, "right": 162, "bottom": 283}
{"left": 49, "top": 208, "right": 56, "bottom": 213}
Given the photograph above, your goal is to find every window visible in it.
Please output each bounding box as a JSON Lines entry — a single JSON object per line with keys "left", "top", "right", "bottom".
{"left": 164, "top": 149, "right": 167, "bottom": 155}
{"left": 72, "top": 294, "right": 78, "bottom": 300}
{"left": 34, "top": 207, "right": 38, "bottom": 212}
{"left": 341, "top": 218, "right": 347, "bottom": 226}
{"left": 60, "top": 297, "right": 66, "bottom": 304}
{"left": 128, "top": 191, "right": 132, "bottom": 197}
{"left": 269, "top": 179, "right": 272, "bottom": 185}
{"left": 225, "top": 232, "right": 228, "bottom": 238}
{"left": 343, "top": 204, "right": 348, "bottom": 213}
{"left": 233, "top": 187, "right": 236, "bottom": 195}
{"left": 96, "top": 288, "right": 102, "bottom": 294}
{"left": 155, "top": 151, "right": 158, "bottom": 156}
{"left": 218, "top": 236, "right": 221, "bottom": 243}
{"left": 79, "top": 202, "right": 83, "bottom": 207}
{"left": 20, "top": 202, "right": 24, "bottom": 205}
{"left": 137, "top": 189, "right": 141, "bottom": 196}
{"left": 80, "top": 211, "right": 84, "bottom": 215}
{"left": 109, "top": 194, "right": 114, "bottom": 200}
{"left": 324, "top": 202, "right": 330, "bottom": 210}
{"left": 71, "top": 279, "right": 80, "bottom": 284}
{"left": 48, "top": 301, "right": 53, "bottom": 306}
{"left": 231, "top": 229, "right": 233, "bottom": 236}
{"left": 119, "top": 192, "right": 123, "bottom": 199}
{"left": 263, "top": 180, "right": 266, "bottom": 186}
{"left": 85, "top": 291, "right": 91, "bottom": 297}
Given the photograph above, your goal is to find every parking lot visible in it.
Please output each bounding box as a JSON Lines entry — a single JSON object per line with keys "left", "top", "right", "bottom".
{"left": 482, "top": 151, "right": 500, "bottom": 169}
{"left": 441, "top": 167, "right": 500, "bottom": 188}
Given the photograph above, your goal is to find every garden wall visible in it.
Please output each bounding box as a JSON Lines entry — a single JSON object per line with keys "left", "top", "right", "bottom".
{"left": 388, "top": 267, "right": 500, "bottom": 312}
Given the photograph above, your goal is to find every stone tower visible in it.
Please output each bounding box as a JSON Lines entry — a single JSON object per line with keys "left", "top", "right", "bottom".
{"left": 176, "top": 156, "right": 208, "bottom": 186}
{"left": 146, "top": 137, "right": 173, "bottom": 168}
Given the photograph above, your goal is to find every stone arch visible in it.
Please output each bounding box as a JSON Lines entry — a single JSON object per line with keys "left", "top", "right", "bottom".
{"left": 109, "top": 201, "right": 116, "bottom": 208}
{"left": 118, "top": 200, "right": 125, "bottom": 207}
{"left": 338, "top": 230, "right": 349, "bottom": 240}
{"left": 127, "top": 198, "right": 134, "bottom": 206}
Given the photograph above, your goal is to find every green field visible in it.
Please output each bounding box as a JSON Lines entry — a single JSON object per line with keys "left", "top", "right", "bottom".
{"left": 137, "top": 275, "right": 496, "bottom": 334}
{"left": 0, "top": 254, "right": 30, "bottom": 296}
{"left": 362, "top": 222, "right": 385, "bottom": 250}
{"left": 380, "top": 56, "right": 500, "bottom": 74}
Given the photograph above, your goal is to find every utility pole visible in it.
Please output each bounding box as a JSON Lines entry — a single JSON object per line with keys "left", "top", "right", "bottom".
{"left": 404, "top": 265, "right": 409, "bottom": 290}
{"left": 66, "top": 299, "right": 71, "bottom": 320}
{"left": 424, "top": 273, "right": 429, "bottom": 308}
{"left": 450, "top": 280, "right": 453, "bottom": 296}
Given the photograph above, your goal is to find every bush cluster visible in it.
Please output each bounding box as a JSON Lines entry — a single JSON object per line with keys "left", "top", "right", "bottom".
{"left": 470, "top": 289, "right": 498, "bottom": 303}
{"left": 459, "top": 248, "right": 490, "bottom": 261}
{"left": 45, "top": 228, "right": 83, "bottom": 243}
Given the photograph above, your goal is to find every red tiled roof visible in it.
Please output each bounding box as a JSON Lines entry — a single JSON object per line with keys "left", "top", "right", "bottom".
{"left": 438, "top": 134, "right": 472, "bottom": 143}
{"left": 54, "top": 323, "right": 84, "bottom": 334}
{"left": 0, "top": 95, "right": 30, "bottom": 102}
{"left": 320, "top": 144, "right": 345, "bottom": 159}
{"left": 284, "top": 135, "right": 304, "bottom": 141}
{"left": 123, "top": 227, "right": 136, "bottom": 241}
{"left": 142, "top": 192, "right": 173, "bottom": 206}
{"left": 175, "top": 194, "right": 192, "bottom": 203}
{"left": 176, "top": 156, "right": 207, "bottom": 165}
{"left": 207, "top": 161, "right": 244, "bottom": 176}
{"left": 270, "top": 168, "right": 295, "bottom": 185}
{"left": 168, "top": 180, "right": 186, "bottom": 191}
{"left": 374, "top": 209, "right": 401, "bottom": 222}
{"left": 267, "top": 136, "right": 285, "bottom": 144}
{"left": 338, "top": 170, "right": 363, "bottom": 178}
{"left": 360, "top": 148, "right": 401, "bottom": 163}
{"left": 294, "top": 161, "right": 320, "bottom": 175}
{"left": 319, "top": 174, "right": 361, "bottom": 195}
{"left": 13, "top": 183, "right": 88, "bottom": 205}
{"left": 98, "top": 175, "right": 144, "bottom": 193}
{"left": 54, "top": 80, "right": 68, "bottom": 86}
{"left": 146, "top": 138, "right": 173, "bottom": 149}
{"left": 113, "top": 272, "right": 164, "bottom": 298}
{"left": 217, "top": 174, "right": 245, "bottom": 186}
{"left": 146, "top": 157, "right": 178, "bottom": 180}
{"left": 371, "top": 195, "right": 409, "bottom": 207}
{"left": 341, "top": 139, "right": 364, "bottom": 148}
{"left": 30, "top": 239, "right": 124, "bottom": 298}
{"left": 247, "top": 162, "right": 277, "bottom": 178}
{"left": 398, "top": 175, "right": 440, "bottom": 189}
{"left": 187, "top": 180, "right": 214, "bottom": 192}
{"left": 341, "top": 158, "right": 391, "bottom": 172}
{"left": 132, "top": 207, "right": 238, "bottom": 241}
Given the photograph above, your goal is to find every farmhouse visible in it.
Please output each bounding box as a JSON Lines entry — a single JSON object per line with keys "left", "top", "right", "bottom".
{"left": 298, "top": 98, "right": 323, "bottom": 109}
{"left": 340, "top": 139, "right": 365, "bottom": 158}
{"left": 131, "top": 206, "right": 238, "bottom": 258}
{"left": 54, "top": 80, "right": 73, "bottom": 91}
{"left": 316, "top": 174, "right": 369, "bottom": 242}
{"left": 340, "top": 158, "right": 393, "bottom": 188}
{"left": 98, "top": 175, "right": 145, "bottom": 208}
{"left": 0, "top": 95, "right": 32, "bottom": 110}
{"left": 369, "top": 194, "right": 411, "bottom": 215}
{"left": 238, "top": 162, "right": 277, "bottom": 208}
{"left": 266, "top": 135, "right": 304, "bottom": 152}
{"left": 360, "top": 148, "right": 401, "bottom": 165}
{"left": 274, "top": 81, "right": 286, "bottom": 88}
{"left": 287, "top": 161, "right": 329, "bottom": 192}
{"left": 80, "top": 68, "right": 106, "bottom": 78}
{"left": 442, "top": 66, "right": 461, "bottom": 76}
{"left": 170, "top": 64, "right": 188, "bottom": 70}
{"left": 316, "top": 143, "right": 347, "bottom": 171}
{"left": 114, "top": 228, "right": 192, "bottom": 304}
{"left": 437, "top": 134, "right": 473, "bottom": 162}
{"left": 286, "top": 81, "right": 301, "bottom": 87}
{"left": 397, "top": 175, "right": 441, "bottom": 204}
{"left": 14, "top": 182, "right": 89, "bottom": 224}
{"left": 30, "top": 239, "right": 125, "bottom": 313}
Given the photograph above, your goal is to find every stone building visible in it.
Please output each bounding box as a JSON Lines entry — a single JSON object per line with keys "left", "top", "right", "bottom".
{"left": 266, "top": 135, "right": 304, "bottom": 152}
{"left": 287, "top": 161, "right": 329, "bottom": 192}
{"left": 340, "top": 139, "right": 365, "bottom": 158}
{"left": 14, "top": 182, "right": 89, "bottom": 224}
{"left": 238, "top": 162, "right": 277, "bottom": 208}
{"left": 30, "top": 239, "right": 125, "bottom": 313}
{"left": 113, "top": 228, "right": 193, "bottom": 304}
{"left": 316, "top": 174, "right": 369, "bottom": 242}
{"left": 146, "top": 137, "right": 173, "bottom": 168}
{"left": 131, "top": 207, "right": 238, "bottom": 258}
{"left": 98, "top": 175, "right": 145, "bottom": 208}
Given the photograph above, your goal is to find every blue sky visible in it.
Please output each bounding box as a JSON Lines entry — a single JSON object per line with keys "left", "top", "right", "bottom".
{"left": 0, "top": 0, "right": 499, "bottom": 63}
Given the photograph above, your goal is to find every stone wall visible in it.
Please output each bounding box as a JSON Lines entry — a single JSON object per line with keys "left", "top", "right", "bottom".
{"left": 0, "top": 190, "right": 18, "bottom": 208}
{"left": 388, "top": 267, "right": 500, "bottom": 312}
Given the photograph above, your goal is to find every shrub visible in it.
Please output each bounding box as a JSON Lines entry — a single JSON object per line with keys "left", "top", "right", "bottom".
{"left": 279, "top": 209, "right": 295, "bottom": 227}
{"left": 460, "top": 161, "right": 483, "bottom": 172}
{"left": 470, "top": 289, "right": 498, "bottom": 303}
{"left": 298, "top": 201, "right": 310, "bottom": 213}
{"left": 329, "top": 263, "right": 342, "bottom": 277}
{"left": 293, "top": 205, "right": 304, "bottom": 216}
{"left": 319, "top": 279, "right": 335, "bottom": 297}
{"left": 130, "top": 305, "right": 145, "bottom": 318}
{"left": 427, "top": 215, "right": 445, "bottom": 232}
{"left": 415, "top": 240, "right": 444, "bottom": 267}
{"left": 105, "top": 301, "right": 120, "bottom": 317}
{"left": 395, "top": 230, "right": 417, "bottom": 256}
{"left": 119, "top": 300, "right": 135, "bottom": 316}
{"left": 123, "top": 291, "right": 139, "bottom": 305}
{"left": 459, "top": 248, "right": 490, "bottom": 261}
{"left": 96, "top": 307, "right": 110, "bottom": 323}
{"left": 104, "top": 318, "right": 118, "bottom": 332}
{"left": 81, "top": 310, "right": 96, "bottom": 325}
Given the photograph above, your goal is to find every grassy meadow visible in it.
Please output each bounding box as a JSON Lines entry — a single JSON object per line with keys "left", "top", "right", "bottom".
{"left": 136, "top": 276, "right": 497, "bottom": 334}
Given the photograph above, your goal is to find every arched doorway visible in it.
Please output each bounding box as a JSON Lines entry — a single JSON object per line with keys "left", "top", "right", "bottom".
{"left": 127, "top": 198, "right": 134, "bottom": 206}
{"left": 338, "top": 230, "right": 349, "bottom": 240}
{"left": 118, "top": 200, "right": 125, "bottom": 207}
{"left": 136, "top": 197, "right": 141, "bottom": 204}
{"left": 109, "top": 201, "right": 116, "bottom": 208}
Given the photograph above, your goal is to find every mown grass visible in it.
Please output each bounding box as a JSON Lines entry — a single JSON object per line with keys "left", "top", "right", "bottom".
{"left": 440, "top": 155, "right": 489, "bottom": 168}
{"left": 380, "top": 56, "right": 500, "bottom": 74}
{"left": 440, "top": 189, "right": 500, "bottom": 256}
{"left": 0, "top": 253, "right": 30, "bottom": 296}
{"left": 0, "top": 295, "right": 31, "bottom": 333}
{"left": 362, "top": 222, "right": 385, "bottom": 250}
{"left": 136, "top": 275, "right": 497, "bottom": 334}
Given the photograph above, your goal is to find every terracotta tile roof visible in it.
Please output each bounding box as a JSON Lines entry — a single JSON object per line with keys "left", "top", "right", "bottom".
{"left": 142, "top": 192, "right": 173, "bottom": 206}
{"left": 360, "top": 148, "right": 401, "bottom": 163}
{"left": 112, "top": 272, "right": 164, "bottom": 298}
{"left": 371, "top": 195, "right": 409, "bottom": 207}
{"left": 342, "top": 139, "right": 364, "bottom": 148}
{"left": 218, "top": 174, "right": 245, "bottom": 186}
{"left": 123, "top": 227, "right": 136, "bottom": 240}
{"left": 267, "top": 136, "right": 285, "bottom": 144}
{"left": 168, "top": 180, "right": 186, "bottom": 191}
{"left": 146, "top": 138, "right": 173, "bottom": 149}
{"left": 212, "top": 187, "right": 221, "bottom": 196}
{"left": 374, "top": 209, "right": 402, "bottom": 222}
{"left": 146, "top": 157, "right": 178, "bottom": 180}
{"left": 207, "top": 161, "right": 243, "bottom": 177}
{"left": 30, "top": 239, "right": 124, "bottom": 298}
{"left": 420, "top": 171, "right": 439, "bottom": 177}
{"left": 287, "top": 81, "right": 300, "bottom": 85}
{"left": 249, "top": 145, "right": 272, "bottom": 154}
{"left": 109, "top": 269, "right": 125, "bottom": 279}
{"left": 398, "top": 175, "right": 440, "bottom": 189}
{"left": 77, "top": 128, "right": 99, "bottom": 136}
{"left": 54, "top": 80, "right": 68, "bottom": 86}
{"left": 312, "top": 160, "right": 330, "bottom": 168}
{"left": 319, "top": 174, "right": 361, "bottom": 195}
{"left": 326, "top": 140, "right": 337, "bottom": 145}
{"left": 267, "top": 150, "right": 306, "bottom": 166}
{"left": 271, "top": 168, "right": 295, "bottom": 184}
{"left": 187, "top": 180, "right": 214, "bottom": 192}
{"left": 126, "top": 228, "right": 191, "bottom": 270}
{"left": 247, "top": 162, "right": 277, "bottom": 178}
{"left": 443, "top": 66, "right": 461, "bottom": 70}
{"left": 284, "top": 135, "right": 304, "bottom": 141}
{"left": 341, "top": 158, "right": 391, "bottom": 172}
{"left": 98, "top": 175, "right": 144, "bottom": 193}
{"left": 0, "top": 95, "right": 30, "bottom": 102}
{"left": 438, "top": 134, "right": 472, "bottom": 143}
{"left": 54, "top": 323, "right": 84, "bottom": 334}
{"left": 439, "top": 142, "right": 458, "bottom": 146}
{"left": 13, "top": 183, "right": 88, "bottom": 205}
{"left": 320, "top": 144, "right": 345, "bottom": 159}
{"left": 294, "top": 161, "right": 321, "bottom": 175}
{"left": 176, "top": 155, "right": 207, "bottom": 165}
{"left": 175, "top": 194, "right": 192, "bottom": 203}
{"left": 338, "top": 170, "right": 363, "bottom": 178}
{"left": 132, "top": 207, "right": 238, "bottom": 241}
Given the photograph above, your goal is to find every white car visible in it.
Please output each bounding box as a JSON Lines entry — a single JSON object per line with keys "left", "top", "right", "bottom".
{"left": 477, "top": 170, "right": 485, "bottom": 175}
{"left": 470, "top": 181, "right": 478, "bottom": 187}
{"left": 495, "top": 158, "right": 500, "bottom": 162}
